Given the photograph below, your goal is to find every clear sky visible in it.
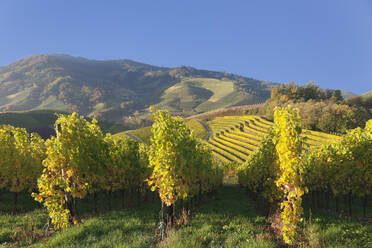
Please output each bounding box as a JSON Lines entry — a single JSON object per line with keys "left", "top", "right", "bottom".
{"left": 1, "top": 0, "right": 371, "bottom": 94}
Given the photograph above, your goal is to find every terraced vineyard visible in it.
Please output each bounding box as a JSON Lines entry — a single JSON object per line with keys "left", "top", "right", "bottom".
{"left": 110, "top": 115, "right": 340, "bottom": 164}
{"left": 206, "top": 115, "right": 339, "bottom": 163}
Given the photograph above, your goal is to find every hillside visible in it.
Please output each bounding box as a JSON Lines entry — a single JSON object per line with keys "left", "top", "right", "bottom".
{"left": 345, "top": 89, "right": 372, "bottom": 111}
{"left": 1, "top": 113, "right": 370, "bottom": 248}
{"left": 205, "top": 115, "right": 338, "bottom": 163}
{"left": 0, "top": 109, "right": 63, "bottom": 129}
{"left": 119, "top": 115, "right": 338, "bottom": 163}
{"left": 0, "top": 54, "right": 275, "bottom": 122}
{"left": 0, "top": 109, "right": 126, "bottom": 138}
{"left": 2, "top": 115, "right": 369, "bottom": 247}
{"left": 113, "top": 119, "right": 209, "bottom": 144}
{"left": 0, "top": 109, "right": 67, "bottom": 139}
{"left": 340, "top": 90, "right": 357, "bottom": 99}
{"left": 362, "top": 90, "right": 372, "bottom": 99}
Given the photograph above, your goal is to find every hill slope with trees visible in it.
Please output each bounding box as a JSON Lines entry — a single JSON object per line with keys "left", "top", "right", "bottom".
{"left": 0, "top": 54, "right": 276, "bottom": 121}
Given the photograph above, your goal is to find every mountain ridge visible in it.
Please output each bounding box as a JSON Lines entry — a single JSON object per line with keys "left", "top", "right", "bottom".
{"left": 0, "top": 54, "right": 275, "bottom": 122}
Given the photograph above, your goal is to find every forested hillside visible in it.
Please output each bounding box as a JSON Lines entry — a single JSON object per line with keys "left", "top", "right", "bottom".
{"left": 258, "top": 83, "right": 371, "bottom": 134}
{"left": 0, "top": 54, "right": 275, "bottom": 121}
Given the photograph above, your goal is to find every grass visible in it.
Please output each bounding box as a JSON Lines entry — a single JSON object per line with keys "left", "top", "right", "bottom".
{"left": 159, "top": 185, "right": 276, "bottom": 248}
{"left": 0, "top": 209, "right": 48, "bottom": 247}
{"left": 303, "top": 214, "right": 371, "bottom": 247}
{"left": 0, "top": 110, "right": 65, "bottom": 129}
{"left": 299, "top": 194, "right": 372, "bottom": 247}
{"left": 159, "top": 80, "right": 213, "bottom": 112}
{"left": 1, "top": 185, "right": 273, "bottom": 248}
{"left": 185, "top": 119, "right": 209, "bottom": 140}
{"left": 113, "top": 119, "right": 209, "bottom": 144}
{"left": 191, "top": 78, "right": 235, "bottom": 103}
{"left": 0, "top": 191, "right": 49, "bottom": 247}
{"left": 301, "top": 207, "right": 372, "bottom": 247}
{"left": 187, "top": 103, "right": 264, "bottom": 121}
{"left": 1, "top": 184, "right": 371, "bottom": 247}
{"left": 0, "top": 109, "right": 125, "bottom": 136}
{"left": 29, "top": 204, "right": 160, "bottom": 248}
{"left": 0, "top": 190, "right": 160, "bottom": 248}
{"left": 116, "top": 126, "right": 153, "bottom": 144}
{"left": 157, "top": 78, "right": 260, "bottom": 113}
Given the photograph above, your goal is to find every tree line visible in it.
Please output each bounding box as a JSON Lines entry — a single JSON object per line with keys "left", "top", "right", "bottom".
{"left": 258, "top": 82, "right": 371, "bottom": 134}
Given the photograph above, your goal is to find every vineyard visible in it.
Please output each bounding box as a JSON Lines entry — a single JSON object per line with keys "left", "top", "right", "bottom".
{"left": 0, "top": 108, "right": 371, "bottom": 247}
{"left": 207, "top": 115, "right": 339, "bottom": 163}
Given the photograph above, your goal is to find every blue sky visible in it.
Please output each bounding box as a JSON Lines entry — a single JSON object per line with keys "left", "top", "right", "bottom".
{"left": 0, "top": 0, "right": 371, "bottom": 94}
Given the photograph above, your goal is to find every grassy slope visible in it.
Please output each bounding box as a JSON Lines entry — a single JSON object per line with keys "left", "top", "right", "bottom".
{"left": 187, "top": 104, "right": 264, "bottom": 121}
{"left": 0, "top": 55, "right": 274, "bottom": 122}
{"left": 0, "top": 191, "right": 49, "bottom": 247}
{"left": 1, "top": 184, "right": 370, "bottom": 247}
{"left": 185, "top": 119, "right": 210, "bottom": 140}
{"left": 29, "top": 205, "right": 159, "bottom": 248}
{"left": 0, "top": 202, "right": 159, "bottom": 247}
{"left": 113, "top": 119, "right": 209, "bottom": 144}
{"left": 302, "top": 207, "right": 372, "bottom": 247}
{"left": 157, "top": 78, "right": 259, "bottom": 113}
{"left": 0, "top": 110, "right": 67, "bottom": 129}
{"left": 0, "top": 110, "right": 125, "bottom": 135}
{"left": 159, "top": 185, "right": 275, "bottom": 248}
{"left": 0, "top": 190, "right": 160, "bottom": 248}
{"left": 113, "top": 126, "right": 153, "bottom": 144}
{"left": 13, "top": 185, "right": 275, "bottom": 248}
{"left": 0, "top": 209, "right": 48, "bottom": 247}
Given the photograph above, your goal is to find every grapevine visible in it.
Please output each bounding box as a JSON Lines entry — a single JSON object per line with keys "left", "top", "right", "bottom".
{"left": 273, "top": 106, "right": 305, "bottom": 245}
{"left": 0, "top": 125, "right": 45, "bottom": 209}
{"left": 33, "top": 113, "right": 110, "bottom": 229}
